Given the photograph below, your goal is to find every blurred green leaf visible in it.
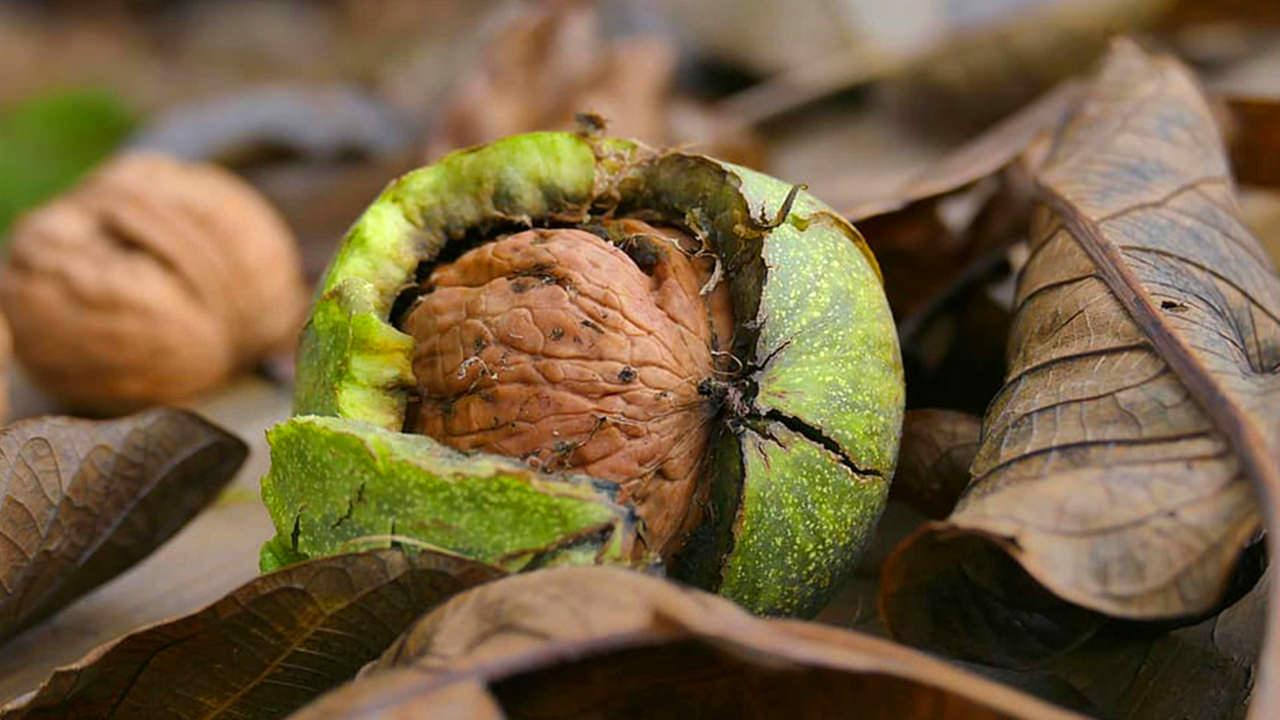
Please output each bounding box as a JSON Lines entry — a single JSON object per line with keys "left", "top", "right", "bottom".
{"left": 0, "top": 90, "right": 135, "bottom": 235}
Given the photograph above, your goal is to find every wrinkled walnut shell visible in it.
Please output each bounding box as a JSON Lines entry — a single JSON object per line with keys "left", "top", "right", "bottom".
{"left": 0, "top": 153, "right": 307, "bottom": 413}
{"left": 406, "top": 222, "right": 734, "bottom": 556}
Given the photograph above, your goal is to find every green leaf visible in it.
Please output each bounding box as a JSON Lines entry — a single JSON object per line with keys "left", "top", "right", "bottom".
{"left": 0, "top": 90, "right": 134, "bottom": 235}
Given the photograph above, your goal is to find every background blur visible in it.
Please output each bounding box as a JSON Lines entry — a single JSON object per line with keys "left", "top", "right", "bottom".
{"left": 4, "top": 0, "right": 1278, "bottom": 266}
{"left": 3, "top": 0, "right": 1278, "bottom": 419}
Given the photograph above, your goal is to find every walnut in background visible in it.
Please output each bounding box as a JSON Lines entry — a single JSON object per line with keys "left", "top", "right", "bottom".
{"left": 0, "top": 154, "right": 306, "bottom": 414}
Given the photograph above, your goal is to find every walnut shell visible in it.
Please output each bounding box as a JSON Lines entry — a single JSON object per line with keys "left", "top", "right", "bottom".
{"left": 406, "top": 222, "right": 734, "bottom": 557}
{"left": 0, "top": 153, "right": 306, "bottom": 413}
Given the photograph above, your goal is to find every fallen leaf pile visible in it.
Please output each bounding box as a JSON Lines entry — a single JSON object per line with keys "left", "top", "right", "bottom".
{"left": 882, "top": 37, "right": 1279, "bottom": 665}
{"left": 1, "top": 2, "right": 1279, "bottom": 718}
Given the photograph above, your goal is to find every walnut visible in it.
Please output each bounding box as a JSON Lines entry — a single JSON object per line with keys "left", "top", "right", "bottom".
{"left": 405, "top": 221, "right": 734, "bottom": 556}
{"left": 263, "top": 132, "right": 904, "bottom": 617}
{"left": 0, "top": 153, "right": 306, "bottom": 413}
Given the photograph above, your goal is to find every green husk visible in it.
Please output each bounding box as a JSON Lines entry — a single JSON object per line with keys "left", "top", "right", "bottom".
{"left": 262, "top": 131, "right": 903, "bottom": 616}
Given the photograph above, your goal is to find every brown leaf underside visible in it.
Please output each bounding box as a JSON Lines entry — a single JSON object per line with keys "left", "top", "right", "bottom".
{"left": 1049, "top": 565, "right": 1267, "bottom": 720}
{"left": 952, "top": 561, "right": 1266, "bottom": 719}
{"left": 883, "top": 38, "right": 1280, "bottom": 666}
{"left": 0, "top": 408, "right": 247, "bottom": 645}
{"left": 845, "top": 81, "right": 1078, "bottom": 222}
{"left": 291, "top": 567, "right": 1081, "bottom": 720}
{"left": 846, "top": 81, "right": 1074, "bottom": 332}
{"left": 890, "top": 410, "right": 982, "bottom": 519}
{"left": 1, "top": 549, "right": 502, "bottom": 720}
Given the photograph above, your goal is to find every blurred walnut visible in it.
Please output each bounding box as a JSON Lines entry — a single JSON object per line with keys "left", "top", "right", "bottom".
{"left": 0, "top": 153, "right": 306, "bottom": 413}
{"left": 423, "top": 0, "right": 762, "bottom": 167}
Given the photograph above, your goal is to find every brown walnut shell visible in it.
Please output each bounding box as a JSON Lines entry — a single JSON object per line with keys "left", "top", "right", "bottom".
{"left": 405, "top": 221, "right": 734, "bottom": 556}
{"left": 0, "top": 153, "right": 306, "bottom": 413}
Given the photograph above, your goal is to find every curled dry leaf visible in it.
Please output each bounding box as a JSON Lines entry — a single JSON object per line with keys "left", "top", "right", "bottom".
{"left": 846, "top": 80, "right": 1079, "bottom": 222}
{"left": 890, "top": 410, "right": 981, "bottom": 519}
{"left": 422, "top": 0, "right": 761, "bottom": 166}
{"left": 0, "top": 408, "right": 246, "bottom": 645}
{"left": 292, "top": 567, "right": 1082, "bottom": 720}
{"left": 847, "top": 82, "right": 1077, "bottom": 324}
{"left": 840, "top": 86, "right": 1074, "bottom": 415}
{"left": 882, "top": 39, "right": 1280, "bottom": 667}
{"left": 1, "top": 549, "right": 503, "bottom": 720}
{"left": 1165, "top": 0, "right": 1280, "bottom": 25}
{"left": 0, "top": 153, "right": 308, "bottom": 414}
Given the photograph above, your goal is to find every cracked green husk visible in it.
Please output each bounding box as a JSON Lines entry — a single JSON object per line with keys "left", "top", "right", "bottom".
{"left": 261, "top": 131, "right": 903, "bottom": 617}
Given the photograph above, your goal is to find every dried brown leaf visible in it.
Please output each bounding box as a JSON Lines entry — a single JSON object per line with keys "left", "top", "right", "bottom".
{"left": 882, "top": 38, "right": 1280, "bottom": 667}
{"left": 951, "top": 562, "right": 1266, "bottom": 718}
{"left": 1242, "top": 188, "right": 1280, "bottom": 720}
{"left": 1, "top": 549, "right": 502, "bottom": 720}
{"left": 0, "top": 408, "right": 246, "bottom": 645}
{"left": 847, "top": 83, "right": 1075, "bottom": 329}
{"left": 1046, "top": 565, "right": 1265, "bottom": 720}
{"left": 293, "top": 567, "right": 1083, "bottom": 720}
{"left": 1165, "top": 1, "right": 1280, "bottom": 26}
{"left": 891, "top": 410, "right": 981, "bottom": 519}
{"left": 131, "top": 87, "right": 415, "bottom": 167}
{"left": 846, "top": 82, "right": 1079, "bottom": 222}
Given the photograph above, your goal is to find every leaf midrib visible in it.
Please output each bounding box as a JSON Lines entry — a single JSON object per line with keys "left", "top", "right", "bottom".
{"left": 1034, "top": 181, "right": 1280, "bottom": 493}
